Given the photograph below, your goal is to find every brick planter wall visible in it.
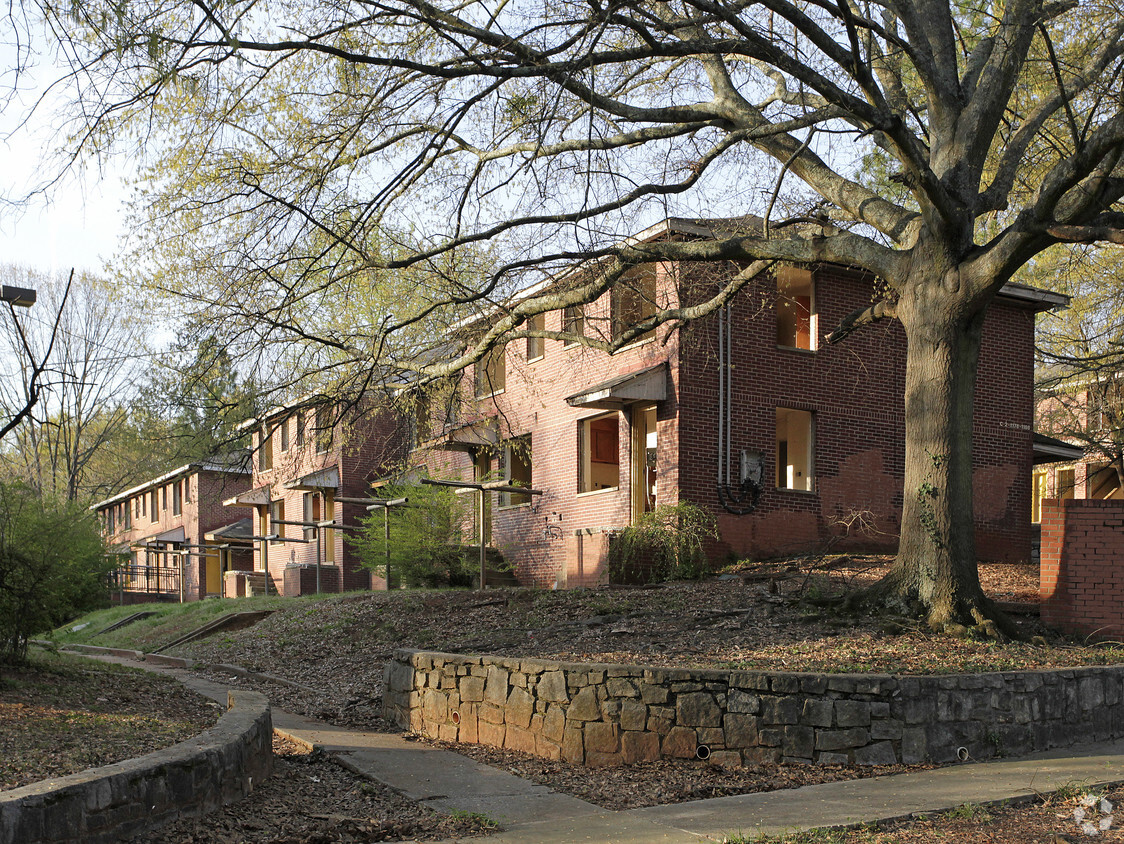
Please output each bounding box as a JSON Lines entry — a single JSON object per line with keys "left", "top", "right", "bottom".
{"left": 385, "top": 649, "right": 1124, "bottom": 767}
{"left": 1041, "top": 498, "right": 1124, "bottom": 639}
{"left": 0, "top": 690, "right": 272, "bottom": 844}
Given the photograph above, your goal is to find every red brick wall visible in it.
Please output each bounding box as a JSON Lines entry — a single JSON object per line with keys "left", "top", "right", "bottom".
{"left": 1040, "top": 498, "right": 1124, "bottom": 639}
{"left": 417, "top": 261, "right": 1037, "bottom": 587}
{"left": 677, "top": 264, "right": 1036, "bottom": 564}
{"left": 246, "top": 403, "right": 406, "bottom": 594}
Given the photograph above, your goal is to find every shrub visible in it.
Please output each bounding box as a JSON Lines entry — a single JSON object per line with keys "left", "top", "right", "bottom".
{"left": 0, "top": 482, "right": 111, "bottom": 664}
{"left": 607, "top": 501, "right": 720, "bottom": 584}
{"left": 349, "top": 481, "right": 478, "bottom": 588}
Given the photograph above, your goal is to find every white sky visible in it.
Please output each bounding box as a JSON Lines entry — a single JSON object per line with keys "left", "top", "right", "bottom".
{"left": 0, "top": 28, "right": 130, "bottom": 277}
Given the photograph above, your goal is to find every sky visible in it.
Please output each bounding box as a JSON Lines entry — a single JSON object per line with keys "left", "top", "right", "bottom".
{"left": 0, "top": 28, "right": 130, "bottom": 277}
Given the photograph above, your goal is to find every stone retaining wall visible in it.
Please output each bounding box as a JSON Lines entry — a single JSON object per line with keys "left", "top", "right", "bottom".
{"left": 0, "top": 690, "right": 272, "bottom": 844}
{"left": 384, "top": 648, "right": 1124, "bottom": 767}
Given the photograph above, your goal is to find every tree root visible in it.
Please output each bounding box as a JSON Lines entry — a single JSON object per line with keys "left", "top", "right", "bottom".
{"left": 841, "top": 577, "right": 1025, "bottom": 642}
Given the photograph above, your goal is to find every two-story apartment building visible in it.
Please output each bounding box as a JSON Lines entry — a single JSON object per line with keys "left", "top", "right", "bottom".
{"left": 231, "top": 401, "right": 406, "bottom": 596}
{"left": 93, "top": 455, "right": 253, "bottom": 602}
{"left": 412, "top": 217, "right": 1067, "bottom": 588}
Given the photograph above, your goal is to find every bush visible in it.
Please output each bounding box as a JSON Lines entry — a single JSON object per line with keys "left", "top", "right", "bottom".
{"left": 0, "top": 482, "right": 111, "bottom": 664}
{"left": 607, "top": 501, "right": 720, "bottom": 584}
{"left": 349, "top": 481, "right": 478, "bottom": 588}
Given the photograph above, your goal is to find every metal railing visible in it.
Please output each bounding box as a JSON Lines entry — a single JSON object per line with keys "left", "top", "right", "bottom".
{"left": 108, "top": 564, "right": 181, "bottom": 595}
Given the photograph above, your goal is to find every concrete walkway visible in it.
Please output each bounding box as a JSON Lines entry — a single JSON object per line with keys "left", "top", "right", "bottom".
{"left": 72, "top": 649, "right": 1124, "bottom": 842}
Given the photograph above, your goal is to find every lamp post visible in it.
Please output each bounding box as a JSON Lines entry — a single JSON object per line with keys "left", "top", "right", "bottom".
{"left": 0, "top": 286, "right": 35, "bottom": 308}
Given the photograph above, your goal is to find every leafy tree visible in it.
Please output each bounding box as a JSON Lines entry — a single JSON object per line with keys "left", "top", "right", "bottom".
{"left": 349, "top": 482, "right": 475, "bottom": 588}
{"left": 19, "top": 0, "right": 1124, "bottom": 633}
{"left": 0, "top": 481, "right": 110, "bottom": 664}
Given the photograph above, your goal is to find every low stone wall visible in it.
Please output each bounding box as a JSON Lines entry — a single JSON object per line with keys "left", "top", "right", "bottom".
{"left": 384, "top": 649, "right": 1124, "bottom": 767}
{"left": 0, "top": 690, "right": 272, "bottom": 844}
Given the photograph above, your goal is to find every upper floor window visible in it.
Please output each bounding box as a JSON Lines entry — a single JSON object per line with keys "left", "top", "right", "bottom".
{"left": 149, "top": 490, "right": 158, "bottom": 522}
{"left": 563, "top": 305, "right": 585, "bottom": 346}
{"left": 172, "top": 481, "right": 182, "bottom": 516}
{"left": 295, "top": 410, "right": 306, "bottom": 448}
{"left": 259, "top": 427, "right": 274, "bottom": 470}
{"left": 611, "top": 270, "right": 657, "bottom": 344}
{"left": 776, "top": 266, "right": 816, "bottom": 350}
{"left": 280, "top": 417, "right": 291, "bottom": 452}
{"left": 314, "top": 406, "right": 334, "bottom": 454}
{"left": 474, "top": 344, "right": 506, "bottom": 398}
{"left": 526, "top": 313, "right": 545, "bottom": 362}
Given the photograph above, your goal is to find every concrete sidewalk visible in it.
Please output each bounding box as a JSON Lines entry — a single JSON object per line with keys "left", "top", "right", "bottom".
{"left": 73, "top": 649, "right": 1124, "bottom": 843}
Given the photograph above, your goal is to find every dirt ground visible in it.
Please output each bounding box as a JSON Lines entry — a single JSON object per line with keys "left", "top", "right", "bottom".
{"left": 17, "top": 558, "right": 1124, "bottom": 841}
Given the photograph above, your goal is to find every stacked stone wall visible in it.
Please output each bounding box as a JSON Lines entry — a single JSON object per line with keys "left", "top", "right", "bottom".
{"left": 385, "top": 649, "right": 1124, "bottom": 767}
{"left": 0, "top": 690, "right": 272, "bottom": 844}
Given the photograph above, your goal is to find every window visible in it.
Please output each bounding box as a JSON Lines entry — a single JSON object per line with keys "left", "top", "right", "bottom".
{"left": 149, "top": 490, "right": 158, "bottom": 522}
{"left": 1031, "top": 471, "right": 1048, "bottom": 523}
{"left": 1057, "top": 467, "right": 1076, "bottom": 500}
{"left": 184, "top": 478, "right": 191, "bottom": 503}
{"left": 526, "top": 313, "right": 545, "bottom": 362}
{"left": 314, "top": 406, "right": 334, "bottom": 454}
{"left": 296, "top": 411, "right": 306, "bottom": 448}
{"left": 776, "top": 408, "right": 814, "bottom": 491}
{"left": 260, "top": 427, "right": 274, "bottom": 470}
{"left": 280, "top": 417, "right": 290, "bottom": 452}
{"left": 269, "top": 499, "right": 285, "bottom": 545}
{"left": 776, "top": 266, "right": 815, "bottom": 350}
{"left": 580, "top": 414, "right": 620, "bottom": 492}
{"left": 474, "top": 345, "right": 506, "bottom": 398}
{"left": 303, "top": 492, "right": 322, "bottom": 540}
{"left": 172, "top": 481, "right": 182, "bottom": 516}
{"left": 106, "top": 508, "right": 115, "bottom": 533}
{"left": 612, "top": 269, "right": 657, "bottom": 343}
{"left": 563, "top": 305, "right": 585, "bottom": 346}
{"left": 499, "top": 436, "right": 532, "bottom": 507}
{"left": 123, "top": 502, "right": 131, "bottom": 530}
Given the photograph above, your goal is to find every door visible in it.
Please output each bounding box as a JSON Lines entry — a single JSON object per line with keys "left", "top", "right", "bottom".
{"left": 631, "top": 405, "right": 657, "bottom": 521}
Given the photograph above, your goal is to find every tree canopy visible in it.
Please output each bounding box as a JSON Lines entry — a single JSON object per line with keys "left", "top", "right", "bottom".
{"left": 15, "top": 0, "right": 1124, "bottom": 630}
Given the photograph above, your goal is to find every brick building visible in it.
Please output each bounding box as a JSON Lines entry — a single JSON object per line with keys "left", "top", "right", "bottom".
{"left": 231, "top": 401, "right": 406, "bottom": 596}
{"left": 412, "top": 217, "right": 1066, "bottom": 588}
{"left": 93, "top": 455, "right": 253, "bottom": 602}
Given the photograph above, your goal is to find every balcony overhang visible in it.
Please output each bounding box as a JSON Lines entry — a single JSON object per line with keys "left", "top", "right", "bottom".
{"left": 566, "top": 362, "right": 668, "bottom": 410}
{"left": 205, "top": 517, "right": 255, "bottom": 544}
{"left": 420, "top": 420, "right": 499, "bottom": 453}
{"left": 224, "top": 485, "right": 272, "bottom": 508}
{"left": 1033, "top": 432, "right": 1085, "bottom": 466}
{"left": 283, "top": 466, "right": 340, "bottom": 491}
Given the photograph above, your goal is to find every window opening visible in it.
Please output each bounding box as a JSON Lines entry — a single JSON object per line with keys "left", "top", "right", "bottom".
{"left": 776, "top": 408, "right": 814, "bottom": 491}
{"left": 526, "top": 313, "right": 545, "bottom": 361}
{"left": 612, "top": 269, "right": 657, "bottom": 343}
{"left": 580, "top": 414, "right": 620, "bottom": 492}
{"left": 776, "top": 266, "right": 815, "bottom": 350}
{"left": 474, "top": 345, "right": 506, "bottom": 397}
{"left": 500, "top": 436, "right": 532, "bottom": 507}
{"left": 563, "top": 305, "right": 585, "bottom": 346}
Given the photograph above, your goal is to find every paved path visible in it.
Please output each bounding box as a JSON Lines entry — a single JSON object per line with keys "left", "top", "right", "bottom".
{"left": 72, "top": 648, "right": 1124, "bottom": 842}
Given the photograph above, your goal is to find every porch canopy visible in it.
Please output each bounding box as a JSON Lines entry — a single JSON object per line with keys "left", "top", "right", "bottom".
{"left": 223, "top": 485, "right": 272, "bottom": 508}
{"left": 1033, "top": 432, "right": 1084, "bottom": 466}
{"left": 565, "top": 362, "right": 668, "bottom": 410}
{"left": 205, "top": 517, "right": 255, "bottom": 544}
{"left": 283, "top": 466, "right": 341, "bottom": 491}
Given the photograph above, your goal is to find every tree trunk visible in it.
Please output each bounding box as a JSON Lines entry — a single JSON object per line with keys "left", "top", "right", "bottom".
{"left": 874, "top": 277, "right": 1013, "bottom": 636}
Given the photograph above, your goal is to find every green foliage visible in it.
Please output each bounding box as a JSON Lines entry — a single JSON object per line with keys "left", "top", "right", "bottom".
{"left": 607, "top": 501, "right": 720, "bottom": 584}
{"left": 349, "top": 482, "right": 476, "bottom": 588}
{"left": 0, "top": 482, "right": 111, "bottom": 664}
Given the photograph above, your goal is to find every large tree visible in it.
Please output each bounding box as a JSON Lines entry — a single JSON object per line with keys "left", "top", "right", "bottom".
{"left": 16, "top": 0, "right": 1124, "bottom": 632}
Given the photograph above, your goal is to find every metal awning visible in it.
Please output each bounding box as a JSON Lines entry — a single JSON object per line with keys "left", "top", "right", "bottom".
{"left": 224, "top": 485, "right": 272, "bottom": 508}
{"left": 154, "top": 526, "right": 186, "bottom": 543}
{"left": 418, "top": 420, "right": 499, "bottom": 453}
{"left": 566, "top": 362, "right": 668, "bottom": 410}
{"left": 1033, "top": 432, "right": 1085, "bottom": 465}
{"left": 283, "top": 466, "right": 340, "bottom": 491}
{"left": 205, "top": 517, "right": 255, "bottom": 543}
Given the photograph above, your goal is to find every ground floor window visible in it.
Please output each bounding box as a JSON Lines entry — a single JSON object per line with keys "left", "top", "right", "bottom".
{"left": 1031, "top": 470, "right": 1048, "bottom": 523}
{"left": 500, "top": 435, "right": 532, "bottom": 508}
{"left": 580, "top": 414, "right": 620, "bottom": 492}
{"left": 776, "top": 407, "right": 814, "bottom": 491}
